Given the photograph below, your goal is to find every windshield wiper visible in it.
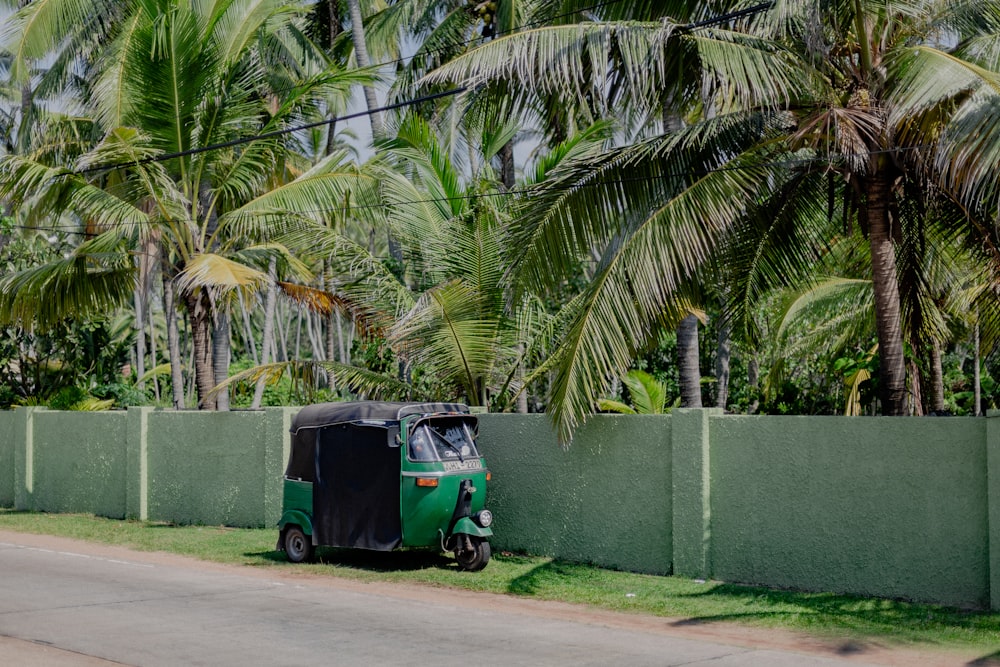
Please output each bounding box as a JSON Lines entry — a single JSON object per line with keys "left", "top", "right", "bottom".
{"left": 426, "top": 426, "right": 464, "bottom": 462}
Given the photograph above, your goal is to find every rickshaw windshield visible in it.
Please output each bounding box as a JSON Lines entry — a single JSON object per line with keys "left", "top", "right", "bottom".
{"left": 407, "top": 417, "right": 479, "bottom": 462}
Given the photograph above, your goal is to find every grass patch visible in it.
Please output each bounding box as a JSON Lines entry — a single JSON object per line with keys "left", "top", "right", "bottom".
{"left": 2, "top": 509, "right": 999, "bottom": 656}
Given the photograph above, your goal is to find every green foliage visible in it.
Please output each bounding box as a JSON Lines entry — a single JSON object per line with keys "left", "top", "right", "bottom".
{"left": 47, "top": 386, "right": 89, "bottom": 411}
{"left": 0, "top": 231, "right": 136, "bottom": 407}
{"left": 225, "top": 358, "right": 338, "bottom": 408}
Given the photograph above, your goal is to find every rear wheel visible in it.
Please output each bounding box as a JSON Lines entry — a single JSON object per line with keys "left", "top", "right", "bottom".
{"left": 283, "top": 526, "right": 314, "bottom": 563}
{"left": 454, "top": 536, "right": 490, "bottom": 571}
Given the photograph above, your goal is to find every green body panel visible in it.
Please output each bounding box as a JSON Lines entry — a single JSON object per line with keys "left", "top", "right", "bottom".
{"left": 278, "top": 509, "right": 313, "bottom": 535}
{"left": 451, "top": 516, "right": 493, "bottom": 538}
{"left": 400, "top": 466, "right": 489, "bottom": 547}
{"left": 279, "top": 479, "right": 313, "bottom": 534}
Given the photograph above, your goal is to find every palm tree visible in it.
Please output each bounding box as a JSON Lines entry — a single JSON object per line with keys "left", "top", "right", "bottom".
{"left": 225, "top": 114, "right": 614, "bottom": 409}
{"left": 598, "top": 369, "right": 672, "bottom": 415}
{"left": 424, "top": 0, "right": 1000, "bottom": 440}
{"left": 0, "top": 0, "right": 375, "bottom": 408}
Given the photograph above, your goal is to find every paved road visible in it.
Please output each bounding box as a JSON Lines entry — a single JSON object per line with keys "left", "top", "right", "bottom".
{"left": 0, "top": 533, "right": 892, "bottom": 667}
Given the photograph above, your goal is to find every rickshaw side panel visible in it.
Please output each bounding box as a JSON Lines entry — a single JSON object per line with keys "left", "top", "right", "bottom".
{"left": 314, "top": 423, "right": 402, "bottom": 551}
{"left": 282, "top": 479, "right": 312, "bottom": 514}
{"left": 278, "top": 509, "right": 313, "bottom": 536}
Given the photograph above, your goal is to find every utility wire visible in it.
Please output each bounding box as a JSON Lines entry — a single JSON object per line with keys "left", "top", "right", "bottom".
{"left": 18, "top": 144, "right": 936, "bottom": 235}
{"left": 52, "top": 0, "right": 777, "bottom": 178}
{"left": 72, "top": 87, "right": 465, "bottom": 177}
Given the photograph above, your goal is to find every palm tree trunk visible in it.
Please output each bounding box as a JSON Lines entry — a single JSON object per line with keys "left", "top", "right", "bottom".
{"left": 213, "top": 308, "right": 231, "bottom": 410}
{"left": 975, "top": 322, "right": 982, "bottom": 416}
{"left": 715, "top": 318, "right": 731, "bottom": 410}
{"left": 347, "top": 0, "right": 382, "bottom": 138}
{"left": 928, "top": 340, "right": 944, "bottom": 413}
{"left": 252, "top": 258, "right": 278, "bottom": 409}
{"left": 133, "top": 290, "right": 146, "bottom": 391}
{"left": 516, "top": 343, "right": 528, "bottom": 414}
{"left": 677, "top": 314, "right": 702, "bottom": 407}
{"left": 865, "top": 167, "right": 907, "bottom": 415}
{"left": 239, "top": 298, "right": 259, "bottom": 364}
{"left": 163, "top": 275, "right": 185, "bottom": 409}
{"left": 148, "top": 310, "right": 160, "bottom": 402}
{"left": 747, "top": 355, "right": 760, "bottom": 415}
{"left": 500, "top": 141, "right": 515, "bottom": 190}
{"left": 185, "top": 290, "right": 216, "bottom": 410}
{"left": 908, "top": 359, "right": 923, "bottom": 416}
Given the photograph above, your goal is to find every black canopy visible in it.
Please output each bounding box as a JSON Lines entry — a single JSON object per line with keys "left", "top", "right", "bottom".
{"left": 291, "top": 401, "right": 469, "bottom": 435}
{"left": 285, "top": 401, "right": 471, "bottom": 481}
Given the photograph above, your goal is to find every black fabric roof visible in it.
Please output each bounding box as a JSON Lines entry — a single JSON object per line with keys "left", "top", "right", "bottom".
{"left": 290, "top": 401, "right": 470, "bottom": 434}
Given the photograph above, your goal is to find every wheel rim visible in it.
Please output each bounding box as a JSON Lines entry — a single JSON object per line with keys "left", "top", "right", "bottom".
{"left": 286, "top": 530, "right": 307, "bottom": 560}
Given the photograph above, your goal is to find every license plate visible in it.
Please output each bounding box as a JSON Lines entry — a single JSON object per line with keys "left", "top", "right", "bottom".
{"left": 442, "top": 459, "right": 483, "bottom": 472}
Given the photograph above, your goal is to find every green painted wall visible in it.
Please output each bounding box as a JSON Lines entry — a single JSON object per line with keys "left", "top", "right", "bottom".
{"left": 144, "top": 410, "right": 271, "bottom": 527}
{"left": 2, "top": 407, "right": 999, "bottom": 609}
{"left": 0, "top": 410, "right": 14, "bottom": 507}
{"left": 31, "top": 411, "right": 129, "bottom": 518}
{"left": 479, "top": 414, "right": 672, "bottom": 574}
{"left": 709, "top": 416, "right": 989, "bottom": 608}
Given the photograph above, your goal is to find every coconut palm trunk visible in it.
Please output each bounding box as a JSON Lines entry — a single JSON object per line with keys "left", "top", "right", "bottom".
{"left": 715, "top": 318, "right": 731, "bottom": 410}
{"left": 213, "top": 309, "right": 231, "bottom": 410}
{"left": 252, "top": 258, "right": 278, "bottom": 408}
{"left": 678, "top": 314, "right": 702, "bottom": 407}
{"left": 185, "top": 290, "right": 217, "bottom": 410}
{"left": 347, "top": 0, "right": 382, "bottom": 138}
{"left": 865, "top": 165, "right": 908, "bottom": 415}
{"left": 163, "top": 274, "right": 185, "bottom": 409}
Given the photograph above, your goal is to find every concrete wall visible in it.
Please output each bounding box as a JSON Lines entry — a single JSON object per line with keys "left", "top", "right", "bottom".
{"left": 32, "top": 411, "right": 129, "bottom": 518}
{"left": 710, "top": 416, "right": 990, "bottom": 609}
{"left": 0, "top": 410, "right": 14, "bottom": 507}
{"left": 479, "top": 414, "right": 672, "bottom": 574}
{"left": 4, "top": 406, "right": 1000, "bottom": 609}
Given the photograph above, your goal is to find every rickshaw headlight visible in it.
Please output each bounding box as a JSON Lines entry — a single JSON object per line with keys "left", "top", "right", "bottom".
{"left": 475, "top": 510, "right": 493, "bottom": 528}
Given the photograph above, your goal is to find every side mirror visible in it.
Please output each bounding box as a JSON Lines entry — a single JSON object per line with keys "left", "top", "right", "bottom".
{"left": 387, "top": 425, "right": 401, "bottom": 448}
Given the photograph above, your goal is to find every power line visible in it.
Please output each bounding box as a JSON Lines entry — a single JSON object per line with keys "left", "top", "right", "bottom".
{"left": 37, "top": 1, "right": 777, "bottom": 179}
{"left": 16, "top": 144, "right": 936, "bottom": 234}
{"left": 72, "top": 87, "right": 466, "bottom": 177}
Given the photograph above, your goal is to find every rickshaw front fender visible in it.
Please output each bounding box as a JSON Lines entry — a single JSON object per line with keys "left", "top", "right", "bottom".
{"left": 450, "top": 517, "right": 493, "bottom": 539}
{"left": 278, "top": 510, "right": 313, "bottom": 536}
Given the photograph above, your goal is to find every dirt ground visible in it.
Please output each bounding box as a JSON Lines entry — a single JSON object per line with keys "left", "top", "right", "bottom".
{"left": 0, "top": 530, "right": 996, "bottom": 667}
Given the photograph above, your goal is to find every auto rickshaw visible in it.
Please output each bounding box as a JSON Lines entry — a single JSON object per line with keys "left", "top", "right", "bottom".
{"left": 278, "top": 401, "right": 494, "bottom": 571}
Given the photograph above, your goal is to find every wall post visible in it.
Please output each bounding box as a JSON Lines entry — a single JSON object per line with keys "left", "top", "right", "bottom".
{"left": 13, "top": 407, "right": 41, "bottom": 510}
{"left": 263, "top": 408, "right": 296, "bottom": 526}
{"left": 126, "top": 407, "right": 153, "bottom": 520}
{"left": 672, "top": 408, "right": 721, "bottom": 578}
{"left": 988, "top": 411, "right": 1000, "bottom": 610}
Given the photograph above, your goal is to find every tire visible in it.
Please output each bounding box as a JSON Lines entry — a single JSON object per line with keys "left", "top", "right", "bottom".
{"left": 454, "top": 536, "right": 491, "bottom": 571}
{"left": 283, "top": 525, "right": 314, "bottom": 563}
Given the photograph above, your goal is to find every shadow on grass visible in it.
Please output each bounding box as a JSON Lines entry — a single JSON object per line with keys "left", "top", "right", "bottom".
{"left": 246, "top": 546, "right": 455, "bottom": 572}
{"left": 507, "top": 561, "right": 1000, "bottom": 648}
{"left": 507, "top": 558, "right": 582, "bottom": 596}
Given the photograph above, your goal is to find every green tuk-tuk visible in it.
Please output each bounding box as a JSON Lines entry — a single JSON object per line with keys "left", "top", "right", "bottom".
{"left": 278, "top": 401, "right": 494, "bottom": 571}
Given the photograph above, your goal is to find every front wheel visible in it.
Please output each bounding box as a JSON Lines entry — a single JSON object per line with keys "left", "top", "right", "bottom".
{"left": 283, "top": 525, "right": 314, "bottom": 563}
{"left": 454, "top": 536, "right": 490, "bottom": 571}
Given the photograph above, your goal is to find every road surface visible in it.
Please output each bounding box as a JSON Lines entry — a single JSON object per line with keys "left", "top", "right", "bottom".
{"left": 0, "top": 531, "right": 973, "bottom": 666}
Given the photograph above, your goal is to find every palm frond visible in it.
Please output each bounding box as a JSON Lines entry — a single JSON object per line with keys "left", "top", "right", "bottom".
{"left": 0, "top": 239, "right": 136, "bottom": 330}
{"left": 175, "top": 253, "right": 269, "bottom": 300}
